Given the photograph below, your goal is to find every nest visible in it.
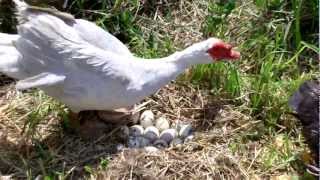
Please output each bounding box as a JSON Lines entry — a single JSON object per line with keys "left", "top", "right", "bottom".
{"left": 0, "top": 81, "right": 258, "bottom": 179}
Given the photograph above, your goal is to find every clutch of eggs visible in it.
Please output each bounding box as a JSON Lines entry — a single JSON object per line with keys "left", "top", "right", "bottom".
{"left": 126, "top": 110, "right": 193, "bottom": 150}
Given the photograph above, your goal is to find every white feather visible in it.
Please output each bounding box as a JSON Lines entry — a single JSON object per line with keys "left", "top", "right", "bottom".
{"left": 0, "top": 1, "right": 221, "bottom": 113}
{"left": 16, "top": 72, "right": 65, "bottom": 90}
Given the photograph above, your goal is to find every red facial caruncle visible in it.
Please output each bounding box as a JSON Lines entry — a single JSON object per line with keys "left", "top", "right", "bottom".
{"left": 207, "top": 41, "right": 240, "bottom": 60}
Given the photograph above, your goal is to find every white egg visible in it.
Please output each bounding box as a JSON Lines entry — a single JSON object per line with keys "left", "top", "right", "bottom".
{"left": 170, "top": 138, "right": 183, "bottom": 146}
{"left": 140, "top": 110, "right": 155, "bottom": 128}
{"left": 118, "top": 126, "right": 130, "bottom": 140}
{"left": 159, "top": 129, "right": 177, "bottom": 143}
{"left": 129, "top": 125, "right": 144, "bottom": 136}
{"left": 127, "top": 136, "right": 151, "bottom": 148}
{"left": 144, "top": 146, "right": 159, "bottom": 153}
{"left": 184, "top": 135, "right": 194, "bottom": 143}
{"left": 138, "top": 136, "right": 151, "bottom": 147}
{"left": 128, "top": 136, "right": 140, "bottom": 148}
{"left": 116, "top": 144, "right": 125, "bottom": 151}
{"left": 153, "top": 139, "right": 168, "bottom": 149}
{"left": 143, "top": 126, "right": 160, "bottom": 142}
{"left": 155, "top": 116, "right": 170, "bottom": 132}
{"left": 179, "top": 124, "right": 193, "bottom": 138}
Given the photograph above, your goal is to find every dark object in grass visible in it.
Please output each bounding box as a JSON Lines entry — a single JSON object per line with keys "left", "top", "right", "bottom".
{"left": 0, "top": 0, "right": 17, "bottom": 33}
{"left": 289, "top": 79, "right": 320, "bottom": 174}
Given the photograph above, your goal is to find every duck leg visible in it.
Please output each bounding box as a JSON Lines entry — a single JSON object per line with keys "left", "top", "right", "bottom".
{"left": 97, "top": 106, "right": 139, "bottom": 125}
{"left": 67, "top": 110, "right": 109, "bottom": 140}
{"left": 66, "top": 107, "right": 140, "bottom": 139}
{"left": 67, "top": 111, "right": 80, "bottom": 129}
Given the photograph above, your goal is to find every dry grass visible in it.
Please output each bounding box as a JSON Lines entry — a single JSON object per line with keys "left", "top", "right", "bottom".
{"left": 0, "top": 82, "right": 304, "bottom": 179}
{"left": 0, "top": 0, "right": 315, "bottom": 179}
{"left": 135, "top": 1, "right": 207, "bottom": 46}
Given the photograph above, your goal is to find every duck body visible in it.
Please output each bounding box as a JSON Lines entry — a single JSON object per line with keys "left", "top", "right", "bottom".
{"left": 0, "top": 0, "right": 240, "bottom": 113}
{"left": 41, "top": 55, "right": 180, "bottom": 112}
{"left": 4, "top": 19, "right": 181, "bottom": 112}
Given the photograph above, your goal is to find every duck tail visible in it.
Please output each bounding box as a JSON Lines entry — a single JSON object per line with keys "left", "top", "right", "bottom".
{"left": 0, "top": 33, "right": 22, "bottom": 79}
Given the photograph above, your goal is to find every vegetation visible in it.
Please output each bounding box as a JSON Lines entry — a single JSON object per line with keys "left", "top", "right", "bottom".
{"left": 0, "top": 0, "right": 318, "bottom": 179}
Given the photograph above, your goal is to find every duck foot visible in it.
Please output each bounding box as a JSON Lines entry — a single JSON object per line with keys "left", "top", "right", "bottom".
{"left": 67, "top": 111, "right": 110, "bottom": 140}
{"left": 66, "top": 107, "right": 139, "bottom": 140}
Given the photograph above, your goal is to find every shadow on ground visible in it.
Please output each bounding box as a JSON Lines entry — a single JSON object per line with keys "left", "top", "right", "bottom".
{"left": 0, "top": 122, "right": 125, "bottom": 179}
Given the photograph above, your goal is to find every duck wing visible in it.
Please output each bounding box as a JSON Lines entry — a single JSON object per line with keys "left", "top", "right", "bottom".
{"left": 72, "top": 19, "right": 133, "bottom": 57}
{"left": 16, "top": 2, "right": 132, "bottom": 56}
{"left": 15, "top": 9, "right": 137, "bottom": 90}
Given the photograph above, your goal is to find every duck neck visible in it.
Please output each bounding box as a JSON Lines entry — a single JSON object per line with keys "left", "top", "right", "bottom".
{"left": 161, "top": 44, "right": 212, "bottom": 70}
{"left": 130, "top": 44, "right": 212, "bottom": 88}
{"left": 124, "top": 46, "right": 211, "bottom": 98}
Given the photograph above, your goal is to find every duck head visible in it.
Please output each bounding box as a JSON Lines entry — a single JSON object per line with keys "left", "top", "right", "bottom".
{"left": 173, "top": 38, "right": 241, "bottom": 66}
{"left": 206, "top": 38, "right": 241, "bottom": 60}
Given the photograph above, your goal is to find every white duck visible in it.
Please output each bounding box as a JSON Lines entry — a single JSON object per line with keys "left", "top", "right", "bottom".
{"left": 0, "top": 1, "right": 240, "bottom": 118}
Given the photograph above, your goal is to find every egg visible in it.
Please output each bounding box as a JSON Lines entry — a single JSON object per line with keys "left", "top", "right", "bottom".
{"left": 143, "top": 126, "right": 160, "bottom": 142}
{"left": 118, "top": 125, "right": 129, "bottom": 140}
{"left": 184, "top": 135, "right": 194, "bottom": 143}
{"left": 129, "top": 125, "right": 144, "bottom": 136}
{"left": 153, "top": 139, "right": 168, "bottom": 149}
{"left": 144, "top": 146, "right": 159, "bottom": 153}
{"left": 155, "top": 116, "right": 170, "bottom": 132}
{"left": 171, "top": 120, "right": 182, "bottom": 131}
{"left": 116, "top": 144, "right": 125, "bottom": 151}
{"left": 159, "top": 129, "right": 177, "bottom": 143}
{"left": 138, "top": 136, "right": 151, "bottom": 147}
{"left": 127, "top": 136, "right": 150, "bottom": 148}
{"left": 179, "top": 124, "right": 193, "bottom": 138}
{"left": 140, "top": 110, "right": 154, "bottom": 128}
{"left": 128, "top": 136, "right": 140, "bottom": 148}
{"left": 170, "top": 138, "right": 183, "bottom": 146}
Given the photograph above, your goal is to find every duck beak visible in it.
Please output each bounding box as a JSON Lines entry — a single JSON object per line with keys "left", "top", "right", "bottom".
{"left": 229, "top": 49, "right": 241, "bottom": 59}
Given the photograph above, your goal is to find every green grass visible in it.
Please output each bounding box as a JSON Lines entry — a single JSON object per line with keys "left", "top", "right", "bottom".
{"left": 193, "top": 0, "right": 319, "bottom": 128}
{"left": 0, "top": 0, "right": 318, "bottom": 179}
